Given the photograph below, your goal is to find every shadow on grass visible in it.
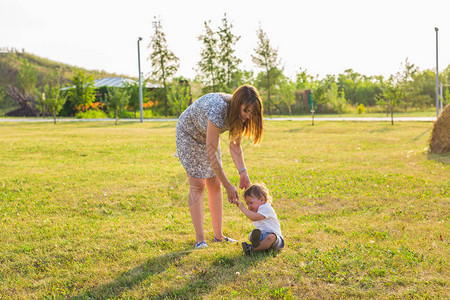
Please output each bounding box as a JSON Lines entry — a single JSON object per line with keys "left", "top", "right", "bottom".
{"left": 411, "top": 129, "right": 430, "bottom": 142}
{"left": 285, "top": 126, "right": 306, "bottom": 133}
{"left": 148, "top": 123, "right": 174, "bottom": 129}
{"left": 427, "top": 152, "right": 450, "bottom": 165}
{"left": 155, "top": 250, "right": 275, "bottom": 299}
{"left": 369, "top": 126, "right": 393, "bottom": 134}
{"left": 69, "top": 248, "right": 274, "bottom": 299}
{"left": 68, "top": 250, "right": 191, "bottom": 300}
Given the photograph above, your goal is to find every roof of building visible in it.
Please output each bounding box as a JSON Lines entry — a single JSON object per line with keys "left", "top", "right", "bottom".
{"left": 62, "top": 77, "right": 162, "bottom": 90}
{"left": 94, "top": 77, "right": 162, "bottom": 89}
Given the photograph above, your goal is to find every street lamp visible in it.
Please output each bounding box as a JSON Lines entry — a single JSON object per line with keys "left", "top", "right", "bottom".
{"left": 137, "top": 37, "right": 143, "bottom": 123}
{"left": 435, "top": 27, "right": 439, "bottom": 117}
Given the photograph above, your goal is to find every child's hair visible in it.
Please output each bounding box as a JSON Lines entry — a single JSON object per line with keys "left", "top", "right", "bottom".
{"left": 244, "top": 183, "right": 272, "bottom": 204}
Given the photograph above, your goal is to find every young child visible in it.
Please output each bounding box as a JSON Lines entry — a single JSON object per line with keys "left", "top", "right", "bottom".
{"left": 236, "top": 183, "right": 284, "bottom": 255}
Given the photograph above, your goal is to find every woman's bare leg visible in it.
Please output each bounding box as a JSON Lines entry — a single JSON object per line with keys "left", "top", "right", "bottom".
{"left": 188, "top": 176, "right": 206, "bottom": 244}
{"left": 206, "top": 176, "right": 224, "bottom": 240}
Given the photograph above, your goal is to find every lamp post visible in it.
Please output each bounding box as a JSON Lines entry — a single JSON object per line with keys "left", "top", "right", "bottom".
{"left": 435, "top": 27, "right": 439, "bottom": 117}
{"left": 137, "top": 37, "right": 143, "bottom": 123}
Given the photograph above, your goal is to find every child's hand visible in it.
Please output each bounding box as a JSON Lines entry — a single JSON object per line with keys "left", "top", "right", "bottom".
{"left": 236, "top": 201, "right": 244, "bottom": 209}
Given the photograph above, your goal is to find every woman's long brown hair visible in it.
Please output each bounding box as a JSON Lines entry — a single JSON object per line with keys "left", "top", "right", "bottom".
{"left": 226, "top": 84, "right": 263, "bottom": 145}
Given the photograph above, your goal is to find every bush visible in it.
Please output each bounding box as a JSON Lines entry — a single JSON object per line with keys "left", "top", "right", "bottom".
{"left": 120, "top": 109, "right": 153, "bottom": 119}
{"left": 357, "top": 103, "right": 366, "bottom": 114}
{"left": 142, "top": 110, "right": 154, "bottom": 118}
{"left": 75, "top": 110, "right": 107, "bottom": 119}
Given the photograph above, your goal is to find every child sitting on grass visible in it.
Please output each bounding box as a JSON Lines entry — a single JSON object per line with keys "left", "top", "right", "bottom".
{"left": 236, "top": 183, "right": 284, "bottom": 255}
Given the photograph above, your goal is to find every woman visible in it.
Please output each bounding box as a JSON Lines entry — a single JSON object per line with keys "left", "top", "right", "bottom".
{"left": 175, "top": 84, "right": 264, "bottom": 249}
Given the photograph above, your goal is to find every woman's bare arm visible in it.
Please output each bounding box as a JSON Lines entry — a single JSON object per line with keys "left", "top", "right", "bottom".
{"left": 229, "top": 137, "right": 251, "bottom": 189}
{"left": 206, "top": 120, "right": 239, "bottom": 202}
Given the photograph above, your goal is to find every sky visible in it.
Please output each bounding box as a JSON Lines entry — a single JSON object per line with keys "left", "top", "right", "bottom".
{"left": 1, "top": 0, "right": 450, "bottom": 81}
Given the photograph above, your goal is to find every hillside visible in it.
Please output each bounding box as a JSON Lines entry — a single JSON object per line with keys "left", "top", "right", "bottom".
{"left": 0, "top": 48, "right": 136, "bottom": 115}
{"left": 0, "top": 48, "right": 134, "bottom": 89}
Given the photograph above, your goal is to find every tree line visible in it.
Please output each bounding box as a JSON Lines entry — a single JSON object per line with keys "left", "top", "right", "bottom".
{"left": 2, "top": 14, "right": 450, "bottom": 122}
{"left": 149, "top": 14, "right": 450, "bottom": 117}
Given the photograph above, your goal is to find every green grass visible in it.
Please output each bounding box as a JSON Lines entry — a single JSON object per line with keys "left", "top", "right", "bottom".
{"left": 0, "top": 121, "right": 448, "bottom": 299}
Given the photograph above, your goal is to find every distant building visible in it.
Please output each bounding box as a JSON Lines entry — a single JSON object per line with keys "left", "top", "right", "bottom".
{"left": 61, "top": 77, "right": 163, "bottom": 102}
{"left": 62, "top": 77, "right": 162, "bottom": 90}
{"left": 92, "top": 77, "right": 162, "bottom": 89}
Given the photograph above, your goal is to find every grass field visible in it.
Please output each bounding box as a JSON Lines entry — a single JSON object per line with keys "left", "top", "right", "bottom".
{"left": 0, "top": 121, "right": 448, "bottom": 299}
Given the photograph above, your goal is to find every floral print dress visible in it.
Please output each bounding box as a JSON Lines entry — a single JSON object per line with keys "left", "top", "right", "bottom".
{"left": 175, "top": 93, "right": 231, "bottom": 178}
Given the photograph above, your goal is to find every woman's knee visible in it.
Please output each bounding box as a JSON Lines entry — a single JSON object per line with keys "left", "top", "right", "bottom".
{"left": 206, "top": 176, "right": 221, "bottom": 192}
{"left": 188, "top": 178, "right": 205, "bottom": 206}
{"left": 189, "top": 177, "right": 206, "bottom": 193}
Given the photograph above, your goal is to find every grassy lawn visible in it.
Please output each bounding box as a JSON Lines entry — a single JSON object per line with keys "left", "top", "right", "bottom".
{"left": 0, "top": 121, "right": 448, "bottom": 299}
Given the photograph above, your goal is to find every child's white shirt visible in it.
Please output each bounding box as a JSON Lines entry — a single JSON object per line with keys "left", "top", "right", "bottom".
{"left": 253, "top": 203, "right": 283, "bottom": 238}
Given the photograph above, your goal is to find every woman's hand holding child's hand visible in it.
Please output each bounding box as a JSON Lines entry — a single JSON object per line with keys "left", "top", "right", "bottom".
{"left": 225, "top": 184, "right": 239, "bottom": 204}
{"left": 239, "top": 172, "right": 251, "bottom": 190}
{"left": 235, "top": 200, "right": 245, "bottom": 209}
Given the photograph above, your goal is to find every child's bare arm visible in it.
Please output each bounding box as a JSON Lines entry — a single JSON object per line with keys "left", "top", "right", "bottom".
{"left": 236, "top": 201, "right": 265, "bottom": 221}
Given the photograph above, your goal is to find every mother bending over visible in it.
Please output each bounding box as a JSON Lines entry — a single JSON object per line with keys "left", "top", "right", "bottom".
{"left": 175, "top": 84, "right": 264, "bottom": 249}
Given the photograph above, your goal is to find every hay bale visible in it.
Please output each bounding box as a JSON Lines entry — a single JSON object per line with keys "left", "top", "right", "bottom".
{"left": 430, "top": 103, "right": 450, "bottom": 154}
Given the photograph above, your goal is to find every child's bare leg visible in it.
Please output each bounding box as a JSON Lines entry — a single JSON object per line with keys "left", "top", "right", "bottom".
{"left": 254, "top": 233, "right": 276, "bottom": 251}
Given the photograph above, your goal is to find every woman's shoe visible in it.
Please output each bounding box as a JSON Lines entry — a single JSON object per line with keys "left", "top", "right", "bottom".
{"left": 194, "top": 241, "right": 208, "bottom": 249}
{"left": 214, "top": 236, "right": 237, "bottom": 242}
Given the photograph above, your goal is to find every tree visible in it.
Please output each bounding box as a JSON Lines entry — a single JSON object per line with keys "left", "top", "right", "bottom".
{"left": 337, "top": 69, "right": 359, "bottom": 105}
{"left": 67, "top": 69, "right": 96, "bottom": 112}
{"left": 197, "top": 16, "right": 243, "bottom": 93}
{"left": 230, "top": 69, "right": 255, "bottom": 88}
{"left": 377, "top": 58, "right": 420, "bottom": 121}
{"left": 255, "top": 67, "right": 283, "bottom": 114}
{"left": 6, "top": 58, "right": 40, "bottom": 116}
{"left": 381, "top": 76, "right": 401, "bottom": 125}
{"left": 279, "top": 76, "right": 296, "bottom": 115}
{"left": 148, "top": 16, "right": 180, "bottom": 117}
{"left": 43, "top": 68, "right": 67, "bottom": 124}
{"left": 337, "top": 89, "right": 347, "bottom": 116}
{"left": 106, "top": 87, "right": 130, "bottom": 125}
{"left": 17, "top": 57, "right": 38, "bottom": 96}
{"left": 0, "top": 87, "right": 7, "bottom": 109}
{"left": 326, "top": 82, "right": 347, "bottom": 116}
{"left": 168, "top": 78, "right": 191, "bottom": 117}
{"left": 44, "top": 86, "right": 67, "bottom": 124}
{"left": 197, "top": 20, "right": 222, "bottom": 93}
{"left": 354, "top": 79, "right": 379, "bottom": 107}
{"left": 217, "top": 14, "right": 241, "bottom": 92}
{"left": 445, "top": 88, "right": 450, "bottom": 106}
{"left": 124, "top": 80, "right": 149, "bottom": 118}
{"left": 252, "top": 25, "right": 281, "bottom": 115}
{"left": 375, "top": 93, "right": 389, "bottom": 116}
{"left": 408, "top": 69, "right": 435, "bottom": 109}
{"left": 296, "top": 68, "right": 315, "bottom": 91}
{"left": 396, "top": 58, "right": 418, "bottom": 111}
{"left": 312, "top": 74, "right": 337, "bottom": 112}
{"left": 35, "top": 93, "right": 47, "bottom": 118}
{"left": 295, "top": 68, "right": 318, "bottom": 113}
